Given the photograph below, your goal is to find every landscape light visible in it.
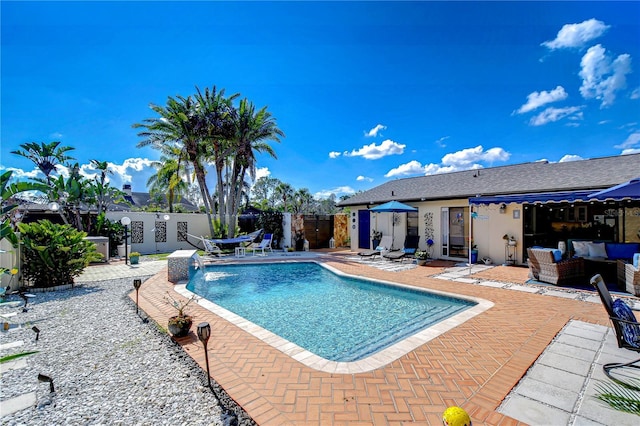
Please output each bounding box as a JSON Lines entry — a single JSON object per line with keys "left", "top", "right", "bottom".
{"left": 133, "top": 279, "right": 142, "bottom": 316}
{"left": 32, "top": 326, "right": 40, "bottom": 341}
{"left": 38, "top": 374, "right": 55, "bottom": 393}
{"left": 197, "top": 322, "right": 212, "bottom": 389}
{"left": 121, "top": 217, "right": 131, "bottom": 265}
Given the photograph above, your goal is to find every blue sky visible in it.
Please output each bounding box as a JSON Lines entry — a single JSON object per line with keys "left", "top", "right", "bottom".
{"left": 2, "top": 1, "right": 639, "bottom": 201}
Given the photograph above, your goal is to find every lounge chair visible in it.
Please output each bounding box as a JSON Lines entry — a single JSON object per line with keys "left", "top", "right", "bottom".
{"left": 383, "top": 235, "right": 420, "bottom": 262}
{"left": 200, "top": 237, "right": 222, "bottom": 257}
{"left": 247, "top": 234, "right": 273, "bottom": 256}
{"left": 591, "top": 274, "right": 640, "bottom": 390}
{"left": 358, "top": 236, "right": 393, "bottom": 260}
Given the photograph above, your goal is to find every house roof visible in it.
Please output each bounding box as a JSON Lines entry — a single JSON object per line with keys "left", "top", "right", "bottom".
{"left": 108, "top": 192, "right": 200, "bottom": 212}
{"left": 338, "top": 153, "right": 640, "bottom": 207}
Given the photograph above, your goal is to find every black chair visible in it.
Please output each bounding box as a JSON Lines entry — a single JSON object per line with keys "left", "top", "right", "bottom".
{"left": 590, "top": 274, "right": 640, "bottom": 389}
{"left": 382, "top": 235, "right": 420, "bottom": 263}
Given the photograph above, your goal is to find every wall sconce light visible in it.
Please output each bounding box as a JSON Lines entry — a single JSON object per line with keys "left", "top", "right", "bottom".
{"left": 32, "top": 326, "right": 40, "bottom": 342}
{"left": 38, "top": 373, "right": 55, "bottom": 393}
{"left": 499, "top": 204, "right": 507, "bottom": 214}
{"left": 197, "top": 322, "right": 212, "bottom": 389}
{"left": 133, "top": 279, "right": 142, "bottom": 316}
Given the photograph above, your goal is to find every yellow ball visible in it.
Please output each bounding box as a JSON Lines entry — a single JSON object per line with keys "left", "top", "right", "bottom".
{"left": 442, "top": 406, "right": 471, "bottom": 426}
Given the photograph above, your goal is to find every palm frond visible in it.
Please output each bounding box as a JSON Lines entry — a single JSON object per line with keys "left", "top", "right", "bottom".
{"left": 595, "top": 380, "right": 640, "bottom": 415}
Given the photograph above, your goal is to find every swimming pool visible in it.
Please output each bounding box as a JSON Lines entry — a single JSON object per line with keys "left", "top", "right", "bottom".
{"left": 181, "top": 261, "right": 492, "bottom": 371}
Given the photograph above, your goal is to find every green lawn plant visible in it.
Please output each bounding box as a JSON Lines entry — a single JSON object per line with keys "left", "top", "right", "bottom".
{"left": 18, "top": 220, "right": 102, "bottom": 288}
{"left": 595, "top": 380, "right": 640, "bottom": 415}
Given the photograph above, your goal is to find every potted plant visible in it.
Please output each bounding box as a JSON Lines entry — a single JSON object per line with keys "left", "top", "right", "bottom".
{"left": 503, "top": 234, "right": 517, "bottom": 246}
{"left": 164, "top": 292, "right": 197, "bottom": 337}
{"left": 371, "top": 230, "right": 383, "bottom": 249}
{"left": 415, "top": 250, "right": 429, "bottom": 266}
{"left": 129, "top": 251, "right": 141, "bottom": 265}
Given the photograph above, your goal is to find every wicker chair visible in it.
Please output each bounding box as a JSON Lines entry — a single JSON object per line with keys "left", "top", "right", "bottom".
{"left": 618, "top": 260, "right": 640, "bottom": 296}
{"left": 527, "top": 248, "right": 585, "bottom": 285}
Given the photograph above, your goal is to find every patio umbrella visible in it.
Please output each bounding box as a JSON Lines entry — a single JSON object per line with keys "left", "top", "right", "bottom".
{"left": 589, "top": 177, "right": 640, "bottom": 201}
{"left": 369, "top": 201, "right": 418, "bottom": 249}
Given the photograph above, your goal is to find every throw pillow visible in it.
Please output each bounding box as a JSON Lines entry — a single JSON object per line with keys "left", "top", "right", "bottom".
{"left": 552, "top": 249, "right": 563, "bottom": 262}
{"left": 634, "top": 253, "right": 640, "bottom": 269}
{"left": 375, "top": 245, "right": 387, "bottom": 251}
{"left": 572, "top": 240, "right": 591, "bottom": 257}
{"left": 588, "top": 242, "right": 608, "bottom": 258}
{"left": 612, "top": 299, "right": 640, "bottom": 348}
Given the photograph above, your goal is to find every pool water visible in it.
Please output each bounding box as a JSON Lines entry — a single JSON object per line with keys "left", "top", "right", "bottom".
{"left": 186, "top": 262, "right": 475, "bottom": 362}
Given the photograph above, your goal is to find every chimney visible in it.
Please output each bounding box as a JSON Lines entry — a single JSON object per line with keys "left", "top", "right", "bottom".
{"left": 122, "top": 184, "right": 132, "bottom": 196}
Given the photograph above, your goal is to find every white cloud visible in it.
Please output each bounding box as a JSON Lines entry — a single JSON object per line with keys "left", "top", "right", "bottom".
{"left": 558, "top": 155, "right": 584, "bottom": 162}
{"left": 542, "top": 18, "right": 609, "bottom": 49}
{"left": 384, "top": 146, "right": 510, "bottom": 178}
{"left": 614, "top": 132, "right": 640, "bottom": 150}
{"left": 515, "top": 86, "right": 568, "bottom": 114}
{"left": 529, "top": 106, "right": 583, "bottom": 126}
{"left": 255, "top": 167, "right": 270, "bottom": 181}
{"left": 579, "top": 44, "right": 631, "bottom": 107}
{"left": 622, "top": 148, "right": 640, "bottom": 155}
{"left": 356, "top": 175, "right": 373, "bottom": 182}
{"left": 441, "top": 145, "right": 510, "bottom": 167}
{"left": 364, "top": 124, "right": 387, "bottom": 138}
{"left": 329, "top": 151, "right": 341, "bottom": 159}
{"left": 49, "top": 132, "right": 64, "bottom": 139}
{"left": 2, "top": 167, "right": 41, "bottom": 180}
{"left": 435, "top": 136, "right": 449, "bottom": 147}
{"left": 631, "top": 87, "right": 640, "bottom": 99}
{"left": 314, "top": 186, "right": 355, "bottom": 199}
{"left": 384, "top": 160, "right": 424, "bottom": 178}
{"left": 344, "top": 139, "right": 405, "bottom": 160}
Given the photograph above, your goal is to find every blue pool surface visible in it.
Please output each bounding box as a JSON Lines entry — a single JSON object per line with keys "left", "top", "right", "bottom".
{"left": 186, "top": 262, "right": 475, "bottom": 362}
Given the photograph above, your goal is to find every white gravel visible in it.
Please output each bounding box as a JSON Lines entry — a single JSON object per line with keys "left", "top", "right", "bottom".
{"left": 0, "top": 274, "right": 254, "bottom": 425}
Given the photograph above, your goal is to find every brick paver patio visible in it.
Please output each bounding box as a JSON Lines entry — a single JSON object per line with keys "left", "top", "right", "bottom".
{"left": 132, "top": 253, "right": 612, "bottom": 425}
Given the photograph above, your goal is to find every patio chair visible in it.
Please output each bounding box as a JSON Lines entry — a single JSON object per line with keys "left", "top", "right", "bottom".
{"left": 590, "top": 274, "right": 640, "bottom": 390}
{"left": 383, "top": 235, "right": 420, "bottom": 262}
{"left": 358, "top": 235, "right": 393, "bottom": 260}
{"left": 527, "top": 248, "right": 585, "bottom": 285}
{"left": 200, "top": 237, "right": 222, "bottom": 257}
{"left": 247, "top": 233, "right": 273, "bottom": 256}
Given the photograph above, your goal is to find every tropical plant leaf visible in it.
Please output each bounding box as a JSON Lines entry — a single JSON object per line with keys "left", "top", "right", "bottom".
{"left": 595, "top": 380, "right": 640, "bottom": 415}
{"left": 0, "top": 351, "right": 39, "bottom": 364}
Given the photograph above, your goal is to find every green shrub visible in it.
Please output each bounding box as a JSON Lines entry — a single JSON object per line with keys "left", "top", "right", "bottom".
{"left": 18, "top": 220, "right": 102, "bottom": 287}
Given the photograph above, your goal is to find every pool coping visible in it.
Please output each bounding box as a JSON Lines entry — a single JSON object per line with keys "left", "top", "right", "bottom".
{"left": 174, "top": 259, "right": 494, "bottom": 374}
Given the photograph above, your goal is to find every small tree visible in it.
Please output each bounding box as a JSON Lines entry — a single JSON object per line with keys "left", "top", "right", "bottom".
{"left": 18, "top": 220, "right": 101, "bottom": 287}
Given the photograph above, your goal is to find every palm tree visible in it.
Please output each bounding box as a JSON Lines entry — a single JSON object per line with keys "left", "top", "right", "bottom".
{"left": 225, "top": 98, "right": 283, "bottom": 236}
{"left": 90, "top": 159, "right": 113, "bottom": 213}
{"left": 11, "top": 141, "right": 75, "bottom": 184}
{"left": 194, "top": 86, "right": 238, "bottom": 237}
{"left": 293, "top": 188, "right": 314, "bottom": 214}
{"left": 274, "top": 182, "right": 294, "bottom": 212}
{"left": 147, "top": 154, "right": 189, "bottom": 213}
{"left": 134, "top": 94, "right": 218, "bottom": 236}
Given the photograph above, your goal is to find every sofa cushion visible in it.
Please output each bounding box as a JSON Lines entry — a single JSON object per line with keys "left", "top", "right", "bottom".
{"left": 572, "top": 240, "right": 592, "bottom": 257}
{"left": 588, "top": 242, "right": 608, "bottom": 258}
{"left": 612, "top": 299, "right": 640, "bottom": 348}
{"left": 552, "top": 249, "right": 563, "bottom": 262}
{"left": 606, "top": 243, "right": 640, "bottom": 261}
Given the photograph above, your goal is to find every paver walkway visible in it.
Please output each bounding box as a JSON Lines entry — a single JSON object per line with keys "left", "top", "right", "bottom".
{"left": 124, "top": 252, "right": 640, "bottom": 425}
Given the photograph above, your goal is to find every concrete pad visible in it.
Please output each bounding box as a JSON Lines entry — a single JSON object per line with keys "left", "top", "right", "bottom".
{"left": 527, "top": 364, "right": 587, "bottom": 392}
{"left": 0, "top": 358, "right": 27, "bottom": 374}
{"left": 538, "top": 351, "right": 593, "bottom": 376}
{"left": 544, "top": 289, "right": 582, "bottom": 299}
{"left": 512, "top": 377, "right": 579, "bottom": 412}
{"left": 0, "top": 392, "right": 36, "bottom": 417}
{"left": 500, "top": 394, "right": 571, "bottom": 426}
{"left": 554, "top": 333, "right": 603, "bottom": 351}
{"left": 546, "top": 341, "right": 599, "bottom": 363}
{"left": 0, "top": 340, "right": 24, "bottom": 351}
{"left": 508, "top": 284, "right": 540, "bottom": 293}
{"left": 579, "top": 380, "right": 640, "bottom": 425}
